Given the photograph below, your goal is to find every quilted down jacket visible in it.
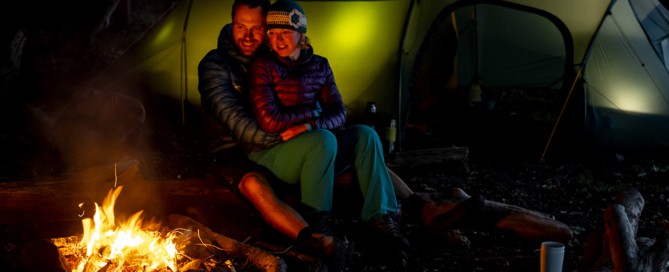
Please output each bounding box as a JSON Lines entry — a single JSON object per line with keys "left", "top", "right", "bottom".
{"left": 198, "top": 24, "right": 281, "bottom": 153}
{"left": 248, "top": 46, "right": 347, "bottom": 133}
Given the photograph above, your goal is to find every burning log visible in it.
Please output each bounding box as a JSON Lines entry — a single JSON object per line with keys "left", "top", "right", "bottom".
{"left": 584, "top": 189, "right": 669, "bottom": 272}
{"left": 168, "top": 214, "right": 287, "bottom": 272}
{"left": 253, "top": 241, "right": 320, "bottom": 264}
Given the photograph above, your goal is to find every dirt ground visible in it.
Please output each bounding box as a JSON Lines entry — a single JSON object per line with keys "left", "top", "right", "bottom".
{"left": 387, "top": 155, "right": 669, "bottom": 272}
{"left": 2, "top": 143, "right": 668, "bottom": 272}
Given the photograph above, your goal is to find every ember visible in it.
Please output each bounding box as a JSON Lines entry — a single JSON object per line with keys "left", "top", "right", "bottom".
{"left": 53, "top": 186, "right": 182, "bottom": 271}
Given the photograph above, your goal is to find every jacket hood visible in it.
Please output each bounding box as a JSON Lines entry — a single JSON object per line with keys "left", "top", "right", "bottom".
{"left": 217, "top": 24, "right": 252, "bottom": 66}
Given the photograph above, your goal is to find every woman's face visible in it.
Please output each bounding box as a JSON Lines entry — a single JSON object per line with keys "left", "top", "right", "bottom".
{"left": 267, "top": 28, "right": 301, "bottom": 60}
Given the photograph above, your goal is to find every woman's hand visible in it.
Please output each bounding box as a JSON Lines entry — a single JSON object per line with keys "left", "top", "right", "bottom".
{"left": 280, "top": 123, "right": 312, "bottom": 141}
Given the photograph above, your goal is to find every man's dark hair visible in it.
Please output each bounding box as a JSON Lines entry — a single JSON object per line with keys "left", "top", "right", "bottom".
{"left": 231, "top": 0, "right": 270, "bottom": 20}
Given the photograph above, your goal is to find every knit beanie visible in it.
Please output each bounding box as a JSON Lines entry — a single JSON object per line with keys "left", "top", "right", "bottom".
{"left": 266, "top": 0, "right": 307, "bottom": 33}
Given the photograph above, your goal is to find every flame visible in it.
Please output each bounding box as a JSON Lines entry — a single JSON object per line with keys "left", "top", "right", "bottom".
{"left": 74, "top": 186, "right": 179, "bottom": 271}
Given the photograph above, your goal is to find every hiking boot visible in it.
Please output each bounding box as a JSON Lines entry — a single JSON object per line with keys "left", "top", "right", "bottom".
{"left": 297, "top": 232, "right": 353, "bottom": 271}
{"left": 296, "top": 232, "right": 340, "bottom": 256}
{"left": 309, "top": 214, "right": 334, "bottom": 236}
{"left": 400, "top": 193, "right": 428, "bottom": 225}
{"left": 370, "top": 213, "right": 410, "bottom": 250}
{"left": 300, "top": 210, "right": 335, "bottom": 235}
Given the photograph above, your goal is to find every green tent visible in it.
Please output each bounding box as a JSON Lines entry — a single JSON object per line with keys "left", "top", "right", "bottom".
{"left": 95, "top": 0, "right": 669, "bottom": 158}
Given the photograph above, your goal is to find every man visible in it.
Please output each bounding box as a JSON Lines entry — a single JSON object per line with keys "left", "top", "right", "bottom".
{"left": 197, "top": 0, "right": 345, "bottom": 261}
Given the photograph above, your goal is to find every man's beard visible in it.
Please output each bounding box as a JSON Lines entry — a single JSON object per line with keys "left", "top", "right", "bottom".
{"left": 236, "top": 38, "right": 261, "bottom": 56}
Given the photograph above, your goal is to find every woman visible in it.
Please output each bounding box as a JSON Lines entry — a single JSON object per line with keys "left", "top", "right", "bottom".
{"left": 247, "top": 0, "right": 409, "bottom": 251}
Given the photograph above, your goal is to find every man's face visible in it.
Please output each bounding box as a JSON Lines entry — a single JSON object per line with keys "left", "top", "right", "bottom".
{"left": 232, "top": 5, "right": 266, "bottom": 57}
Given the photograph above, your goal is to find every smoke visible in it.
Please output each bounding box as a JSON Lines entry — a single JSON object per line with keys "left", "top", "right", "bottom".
{"left": 0, "top": 0, "right": 192, "bottom": 181}
{"left": 27, "top": 87, "right": 146, "bottom": 173}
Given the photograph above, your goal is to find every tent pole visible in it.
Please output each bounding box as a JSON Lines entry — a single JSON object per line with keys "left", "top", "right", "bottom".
{"left": 540, "top": 67, "right": 582, "bottom": 163}
{"left": 540, "top": 1, "right": 614, "bottom": 162}
{"left": 397, "top": 0, "right": 416, "bottom": 153}
{"left": 180, "top": 0, "right": 196, "bottom": 126}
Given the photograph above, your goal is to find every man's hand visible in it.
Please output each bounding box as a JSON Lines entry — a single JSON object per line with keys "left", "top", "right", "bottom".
{"left": 281, "top": 124, "right": 312, "bottom": 141}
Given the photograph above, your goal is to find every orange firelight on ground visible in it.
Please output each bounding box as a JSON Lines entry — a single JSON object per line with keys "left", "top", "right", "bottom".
{"left": 74, "top": 186, "right": 179, "bottom": 271}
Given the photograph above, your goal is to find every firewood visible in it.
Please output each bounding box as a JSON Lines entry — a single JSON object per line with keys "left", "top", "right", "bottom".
{"left": 5, "top": 239, "right": 69, "bottom": 271}
{"left": 583, "top": 232, "right": 607, "bottom": 270}
{"left": 0, "top": 161, "right": 261, "bottom": 240}
{"left": 387, "top": 146, "right": 470, "bottom": 174}
{"left": 481, "top": 199, "right": 573, "bottom": 244}
{"left": 636, "top": 230, "right": 669, "bottom": 272}
{"left": 585, "top": 189, "right": 669, "bottom": 272}
{"left": 253, "top": 241, "right": 320, "bottom": 263}
{"left": 612, "top": 189, "right": 645, "bottom": 237}
{"left": 604, "top": 204, "right": 639, "bottom": 272}
{"left": 415, "top": 188, "right": 573, "bottom": 244}
{"left": 602, "top": 189, "right": 645, "bottom": 272}
{"left": 168, "top": 214, "right": 287, "bottom": 272}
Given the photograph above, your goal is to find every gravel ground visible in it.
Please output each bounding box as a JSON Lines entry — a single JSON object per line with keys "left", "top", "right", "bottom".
{"left": 378, "top": 155, "right": 669, "bottom": 272}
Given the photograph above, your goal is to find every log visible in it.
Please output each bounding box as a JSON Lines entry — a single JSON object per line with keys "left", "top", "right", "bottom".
{"left": 604, "top": 204, "right": 638, "bottom": 272}
{"left": 168, "top": 214, "right": 287, "bottom": 272}
{"left": 0, "top": 159, "right": 264, "bottom": 241}
{"left": 583, "top": 232, "right": 608, "bottom": 271}
{"left": 584, "top": 189, "right": 669, "bottom": 272}
{"left": 387, "top": 146, "right": 469, "bottom": 174}
{"left": 2, "top": 238, "right": 68, "bottom": 271}
{"left": 415, "top": 188, "right": 573, "bottom": 244}
{"left": 585, "top": 189, "right": 645, "bottom": 271}
{"left": 254, "top": 241, "right": 320, "bottom": 262}
{"left": 614, "top": 190, "right": 644, "bottom": 236}
{"left": 483, "top": 199, "right": 573, "bottom": 244}
{"left": 602, "top": 189, "right": 644, "bottom": 272}
{"left": 637, "top": 230, "right": 669, "bottom": 272}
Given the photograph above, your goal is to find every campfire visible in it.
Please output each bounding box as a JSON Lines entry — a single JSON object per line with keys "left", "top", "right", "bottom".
{"left": 36, "top": 162, "right": 287, "bottom": 272}
{"left": 53, "top": 186, "right": 182, "bottom": 271}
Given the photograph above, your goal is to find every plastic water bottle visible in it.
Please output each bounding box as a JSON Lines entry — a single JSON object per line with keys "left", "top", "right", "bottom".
{"left": 364, "top": 101, "right": 377, "bottom": 129}
{"left": 385, "top": 115, "right": 397, "bottom": 155}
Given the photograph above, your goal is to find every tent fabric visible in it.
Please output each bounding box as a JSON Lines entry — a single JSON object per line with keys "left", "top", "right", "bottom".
{"left": 95, "top": 0, "right": 669, "bottom": 155}
{"left": 454, "top": 4, "right": 568, "bottom": 89}
{"left": 583, "top": 0, "right": 669, "bottom": 151}
{"left": 402, "top": 1, "right": 574, "bottom": 154}
{"left": 402, "top": 0, "right": 669, "bottom": 154}
{"left": 403, "top": 2, "right": 572, "bottom": 107}
{"left": 98, "top": 0, "right": 410, "bottom": 117}
{"left": 630, "top": 0, "right": 669, "bottom": 71}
